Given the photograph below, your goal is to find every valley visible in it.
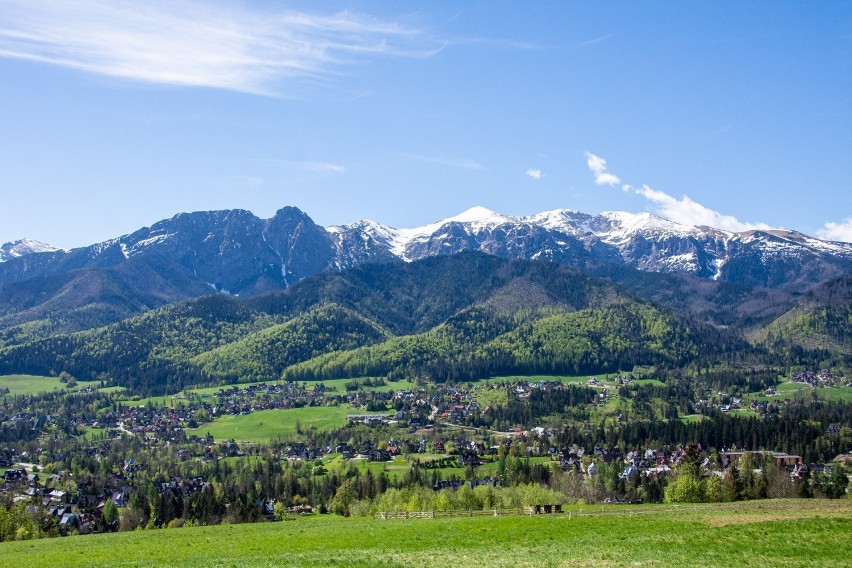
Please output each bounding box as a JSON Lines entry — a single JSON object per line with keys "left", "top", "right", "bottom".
{"left": 0, "top": 223, "right": 848, "bottom": 554}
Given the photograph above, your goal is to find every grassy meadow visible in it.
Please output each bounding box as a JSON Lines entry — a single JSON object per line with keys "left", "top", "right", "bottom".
{"left": 0, "top": 499, "right": 849, "bottom": 567}
{"left": 188, "top": 406, "right": 388, "bottom": 443}
{"left": 0, "top": 374, "right": 99, "bottom": 396}
{"left": 745, "top": 377, "right": 852, "bottom": 404}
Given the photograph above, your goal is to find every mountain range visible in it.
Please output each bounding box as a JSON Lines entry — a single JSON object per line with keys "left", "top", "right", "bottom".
{"left": 3, "top": 205, "right": 851, "bottom": 292}
{"left": 0, "top": 205, "right": 850, "bottom": 356}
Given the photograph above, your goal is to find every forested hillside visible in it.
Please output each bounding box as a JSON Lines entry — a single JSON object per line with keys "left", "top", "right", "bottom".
{"left": 282, "top": 304, "right": 747, "bottom": 383}
{"left": 0, "top": 252, "right": 754, "bottom": 395}
{"left": 760, "top": 276, "right": 852, "bottom": 358}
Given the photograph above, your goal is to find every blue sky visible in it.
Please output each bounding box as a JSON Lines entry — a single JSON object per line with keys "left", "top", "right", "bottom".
{"left": 1, "top": 0, "right": 850, "bottom": 248}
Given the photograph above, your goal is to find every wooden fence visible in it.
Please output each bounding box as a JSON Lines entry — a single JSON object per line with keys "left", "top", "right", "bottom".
{"left": 376, "top": 508, "right": 527, "bottom": 520}
{"left": 375, "top": 504, "right": 714, "bottom": 520}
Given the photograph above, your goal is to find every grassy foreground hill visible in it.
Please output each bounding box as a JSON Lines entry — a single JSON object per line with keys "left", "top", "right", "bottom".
{"left": 2, "top": 500, "right": 850, "bottom": 567}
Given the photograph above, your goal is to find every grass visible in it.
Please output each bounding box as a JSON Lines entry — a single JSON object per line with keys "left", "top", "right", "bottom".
{"left": 1, "top": 499, "right": 849, "bottom": 567}
{"left": 485, "top": 374, "right": 623, "bottom": 386}
{"left": 745, "top": 377, "right": 852, "bottom": 404}
{"left": 0, "top": 374, "right": 99, "bottom": 396}
{"left": 79, "top": 426, "right": 109, "bottom": 440}
{"left": 188, "top": 406, "right": 385, "bottom": 443}
{"left": 119, "top": 394, "right": 174, "bottom": 408}
{"left": 629, "top": 378, "right": 666, "bottom": 387}
{"left": 117, "top": 378, "right": 421, "bottom": 408}
{"left": 325, "top": 455, "right": 413, "bottom": 482}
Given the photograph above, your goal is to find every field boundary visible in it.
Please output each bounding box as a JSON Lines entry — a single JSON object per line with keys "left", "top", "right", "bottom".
{"left": 374, "top": 504, "right": 716, "bottom": 520}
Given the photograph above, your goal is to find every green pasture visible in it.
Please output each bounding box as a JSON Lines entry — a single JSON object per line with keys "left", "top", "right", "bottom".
{"left": 1, "top": 499, "right": 849, "bottom": 567}
{"left": 325, "top": 454, "right": 413, "bottom": 482}
{"left": 117, "top": 377, "right": 420, "bottom": 408}
{"left": 746, "top": 378, "right": 852, "bottom": 404}
{"left": 120, "top": 394, "right": 175, "bottom": 408}
{"left": 0, "top": 374, "right": 99, "bottom": 397}
{"left": 189, "top": 406, "right": 386, "bottom": 443}
{"left": 79, "top": 426, "right": 109, "bottom": 441}
{"left": 629, "top": 378, "right": 666, "bottom": 387}
{"left": 484, "top": 374, "right": 625, "bottom": 386}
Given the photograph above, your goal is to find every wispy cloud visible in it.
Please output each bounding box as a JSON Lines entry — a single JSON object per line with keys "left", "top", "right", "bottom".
{"left": 817, "top": 217, "right": 852, "bottom": 242}
{"left": 288, "top": 161, "right": 346, "bottom": 174}
{"left": 584, "top": 152, "right": 621, "bottom": 186}
{"left": 257, "top": 159, "right": 346, "bottom": 174}
{"left": 584, "top": 151, "right": 771, "bottom": 233}
{"left": 0, "top": 0, "right": 440, "bottom": 96}
{"left": 404, "top": 153, "right": 483, "bottom": 171}
{"left": 525, "top": 168, "right": 542, "bottom": 180}
{"left": 576, "top": 34, "right": 613, "bottom": 47}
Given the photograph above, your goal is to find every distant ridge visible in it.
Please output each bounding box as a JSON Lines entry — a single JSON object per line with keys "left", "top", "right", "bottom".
{"left": 0, "top": 204, "right": 849, "bottom": 342}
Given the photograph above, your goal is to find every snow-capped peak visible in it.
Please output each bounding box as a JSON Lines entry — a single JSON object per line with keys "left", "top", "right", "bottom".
{"left": 0, "top": 238, "right": 59, "bottom": 262}
{"left": 595, "top": 211, "right": 723, "bottom": 243}
{"left": 443, "top": 206, "right": 514, "bottom": 226}
{"left": 524, "top": 209, "right": 590, "bottom": 234}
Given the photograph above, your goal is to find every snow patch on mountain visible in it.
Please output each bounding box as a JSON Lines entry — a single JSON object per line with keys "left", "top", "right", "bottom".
{"left": 595, "top": 211, "right": 719, "bottom": 244}
{"left": 0, "top": 238, "right": 59, "bottom": 262}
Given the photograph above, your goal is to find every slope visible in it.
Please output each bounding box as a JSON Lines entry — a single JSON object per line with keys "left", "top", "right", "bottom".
{"left": 192, "top": 303, "right": 392, "bottom": 382}
{"left": 0, "top": 252, "right": 757, "bottom": 395}
{"left": 759, "top": 275, "right": 852, "bottom": 357}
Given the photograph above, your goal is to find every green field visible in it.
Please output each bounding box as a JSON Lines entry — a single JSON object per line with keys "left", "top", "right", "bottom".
{"left": 1, "top": 500, "right": 849, "bottom": 567}
{"left": 629, "top": 378, "right": 666, "bottom": 387}
{"left": 746, "top": 378, "right": 852, "bottom": 404}
{"left": 325, "top": 454, "right": 413, "bottom": 482}
{"left": 485, "top": 374, "right": 623, "bottom": 386}
{"left": 0, "top": 374, "right": 98, "bottom": 396}
{"left": 119, "top": 378, "right": 420, "bottom": 408}
{"left": 189, "top": 406, "right": 384, "bottom": 443}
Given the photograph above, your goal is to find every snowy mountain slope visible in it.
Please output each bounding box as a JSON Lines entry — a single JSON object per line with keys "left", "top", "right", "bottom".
{"left": 0, "top": 239, "right": 59, "bottom": 262}
{"left": 1, "top": 206, "right": 850, "bottom": 305}
{"left": 333, "top": 206, "right": 852, "bottom": 287}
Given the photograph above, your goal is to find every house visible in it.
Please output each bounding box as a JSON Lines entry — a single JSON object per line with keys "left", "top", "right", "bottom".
{"left": 110, "top": 491, "right": 128, "bottom": 508}
{"left": 58, "top": 513, "right": 80, "bottom": 533}
{"left": 620, "top": 465, "right": 639, "bottom": 480}
{"left": 3, "top": 468, "right": 27, "bottom": 483}
{"left": 48, "top": 489, "right": 67, "bottom": 503}
{"left": 369, "top": 450, "right": 391, "bottom": 462}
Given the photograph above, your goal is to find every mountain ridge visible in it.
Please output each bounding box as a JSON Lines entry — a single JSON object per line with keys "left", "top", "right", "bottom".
{"left": 0, "top": 204, "right": 849, "bottom": 343}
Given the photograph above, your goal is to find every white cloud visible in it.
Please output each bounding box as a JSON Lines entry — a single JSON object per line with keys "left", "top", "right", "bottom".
{"left": 584, "top": 151, "right": 771, "bottom": 233}
{"left": 622, "top": 183, "right": 772, "bottom": 233}
{"left": 584, "top": 152, "right": 621, "bottom": 186}
{"left": 525, "top": 168, "right": 542, "bottom": 180}
{"left": 0, "top": 0, "right": 439, "bottom": 96}
{"left": 816, "top": 217, "right": 852, "bottom": 242}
